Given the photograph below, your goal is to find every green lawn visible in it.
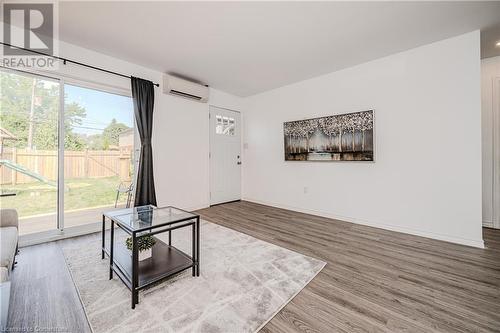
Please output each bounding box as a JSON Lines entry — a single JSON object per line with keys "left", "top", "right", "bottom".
{"left": 0, "top": 177, "right": 128, "bottom": 218}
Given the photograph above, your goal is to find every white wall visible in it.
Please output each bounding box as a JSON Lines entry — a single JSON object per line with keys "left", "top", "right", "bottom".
{"left": 153, "top": 88, "right": 245, "bottom": 211}
{"left": 41, "top": 39, "right": 245, "bottom": 212}
{"left": 481, "top": 56, "right": 500, "bottom": 228}
{"left": 242, "top": 31, "right": 483, "bottom": 248}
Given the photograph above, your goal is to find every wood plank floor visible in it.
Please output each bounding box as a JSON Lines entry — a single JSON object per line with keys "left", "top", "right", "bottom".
{"left": 7, "top": 200, "right": 500, "bottom": 332}
{"left": 197, "top": 201, "right": 500, "bottom": 333}
{"left": 7, "top": 241, "right": 92, "bottom": 333}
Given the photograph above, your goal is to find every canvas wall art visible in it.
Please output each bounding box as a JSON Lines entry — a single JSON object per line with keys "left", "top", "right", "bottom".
{"left": 284, "top": 110, "right": 374, "bottom": 161}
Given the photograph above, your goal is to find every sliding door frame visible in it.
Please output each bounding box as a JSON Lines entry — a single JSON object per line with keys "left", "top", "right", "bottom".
{"left": 59, "top": 79, "right": 134, "bottom": 234}
{"left": 1, "top": 67, "right": 64, "bottom": 233}
{"left": 2, "top": 67, "right": 135, "bottom": 245}
{"left": 58, "top": 80, "right": 65, "bottom": 231}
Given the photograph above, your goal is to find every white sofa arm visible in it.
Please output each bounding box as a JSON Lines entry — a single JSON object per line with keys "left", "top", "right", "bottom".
{"left": 0, "top": 280, "right": 11, "bottom": 330}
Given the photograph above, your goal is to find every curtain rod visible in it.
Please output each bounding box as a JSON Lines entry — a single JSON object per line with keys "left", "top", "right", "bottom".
{"left": 1, "top": 42, "right": 160, "bottom": 87}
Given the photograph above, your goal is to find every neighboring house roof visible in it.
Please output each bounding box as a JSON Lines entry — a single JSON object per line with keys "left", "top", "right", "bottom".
{"left": 119, "top": 128, "right": 134, "bottom": 148}
{"left": 119, "top": 128, "right": 134, "bottom": 136}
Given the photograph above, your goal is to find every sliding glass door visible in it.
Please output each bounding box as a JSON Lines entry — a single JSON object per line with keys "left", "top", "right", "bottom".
{"left": 0, "top": 69, "right": 135, "bottom": 236}
{"left": 0, "top": 70, "right": 61, "bottom": 235}
{"left": 63, "top": 84, "right": 134, "bottom": 229}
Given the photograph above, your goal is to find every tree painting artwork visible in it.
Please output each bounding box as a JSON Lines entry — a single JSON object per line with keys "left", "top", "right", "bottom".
{"left": 283, "top": 110, "right": 374, "bottom": 161}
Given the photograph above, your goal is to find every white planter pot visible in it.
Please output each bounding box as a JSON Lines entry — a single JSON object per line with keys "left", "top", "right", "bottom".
{"left": 138, "top": 248, "right": 152, "bottom": 261}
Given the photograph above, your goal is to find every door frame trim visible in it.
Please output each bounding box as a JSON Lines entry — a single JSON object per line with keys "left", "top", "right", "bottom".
{"left": 492, "top": 77, "right": 500, "bottom": 228}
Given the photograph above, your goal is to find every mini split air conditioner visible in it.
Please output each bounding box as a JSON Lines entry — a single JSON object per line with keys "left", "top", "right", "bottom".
{"left": 163, "top": 74, "right": 209, "bottom": 103}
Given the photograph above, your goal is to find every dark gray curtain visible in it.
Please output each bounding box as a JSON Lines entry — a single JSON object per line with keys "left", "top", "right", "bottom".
{"left": 131, "top": 76, "right": 157, "bottom": 207}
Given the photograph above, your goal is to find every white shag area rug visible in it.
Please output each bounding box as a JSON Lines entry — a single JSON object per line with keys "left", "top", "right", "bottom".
{"left": 61, "top": 220, "right": 325, "bottom": 333}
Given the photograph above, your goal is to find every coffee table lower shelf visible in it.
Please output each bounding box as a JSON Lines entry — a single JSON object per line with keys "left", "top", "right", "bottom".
{"left": 107, "top": 238, "right": 194, "bottom": 291}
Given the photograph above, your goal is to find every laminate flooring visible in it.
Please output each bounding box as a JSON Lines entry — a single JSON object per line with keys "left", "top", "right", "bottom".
{"left": 7, "top": 201, "right": 500, "bottom": 332}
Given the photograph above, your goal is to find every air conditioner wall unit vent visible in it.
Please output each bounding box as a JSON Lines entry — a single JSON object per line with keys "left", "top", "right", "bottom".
{"left": 163, "top": 74, "right": 209, "bottom": 103}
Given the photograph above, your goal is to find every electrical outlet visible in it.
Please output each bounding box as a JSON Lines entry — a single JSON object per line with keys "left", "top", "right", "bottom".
{"left": 303, "top": 186, "right": 308, "bottom": 194}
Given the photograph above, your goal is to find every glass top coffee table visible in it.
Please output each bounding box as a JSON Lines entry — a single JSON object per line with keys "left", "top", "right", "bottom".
{"left": 102, "top": 205, "right": 200, "bottom": 309}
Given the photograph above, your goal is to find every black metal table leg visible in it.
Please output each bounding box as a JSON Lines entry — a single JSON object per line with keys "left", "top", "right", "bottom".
{"left": 192, "top": 223, "right": 195, "bottom": 277}
{"left": 101, "top": 215, "right": 105, "bottom": 259}
{"left": 196, "top": 217, "right": 200, "bottom": 276}
{"left": 109, "top": 220, "right": 114, "bottom": 280}
{"left": 132, "top": 231, "right": 138, "bottom": 309}
{"left": 103, "top": 207, "right": 201, "bottom": 310}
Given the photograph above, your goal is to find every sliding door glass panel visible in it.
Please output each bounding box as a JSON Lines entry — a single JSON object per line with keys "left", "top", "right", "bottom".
{"left": 0, "top": 70, "right": 60, "bottom": 235}
{"left": 63, "top": 84, "right": 134, "bottom": 228}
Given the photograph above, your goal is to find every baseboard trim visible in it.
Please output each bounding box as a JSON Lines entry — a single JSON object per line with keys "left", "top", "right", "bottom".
{"left": 483, "top": 220, "right": 494, "bottom": 228}
{"left": 183, "top": 204, "right": 210, "bottom": 212}
{"left": 242, "top": 197, "right": 485, "bottom": 249}
{"left": 210, "top": 200, "right": 241, "bottom": 207}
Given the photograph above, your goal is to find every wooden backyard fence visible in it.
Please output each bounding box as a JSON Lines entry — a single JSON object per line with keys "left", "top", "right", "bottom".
{"left": 0, "top": 148, "right": 132, "bottom": 185}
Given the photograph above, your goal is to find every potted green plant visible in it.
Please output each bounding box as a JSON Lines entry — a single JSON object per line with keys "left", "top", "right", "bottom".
{"left": 126, "top": 235, "right": 156, "bottom": 261}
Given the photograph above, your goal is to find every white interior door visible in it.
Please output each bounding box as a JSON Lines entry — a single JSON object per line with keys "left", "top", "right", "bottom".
{"left": 209, "top": 106, "right": 241, "bottom": 205}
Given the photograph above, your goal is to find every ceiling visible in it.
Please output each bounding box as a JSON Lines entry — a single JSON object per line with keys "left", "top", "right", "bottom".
{"left": 58, "top": 1, "right": 500, "bottom": 97}
{"left": 481, "top": 22, "right": 500, "bottom": 59}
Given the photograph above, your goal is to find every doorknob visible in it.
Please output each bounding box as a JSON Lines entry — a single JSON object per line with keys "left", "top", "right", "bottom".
{"left": 237, "top": 161, "right": 242, "bottom": 165}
